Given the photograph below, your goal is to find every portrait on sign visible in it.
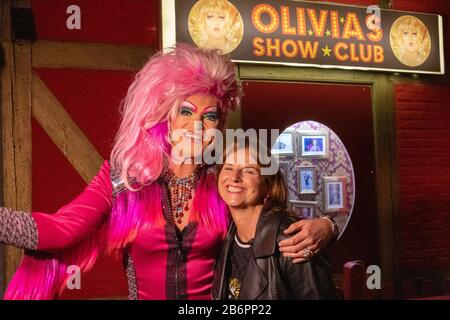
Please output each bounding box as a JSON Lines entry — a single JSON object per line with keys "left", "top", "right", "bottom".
{"left": 188, "top": 0, "right": 244, "bottom": 54}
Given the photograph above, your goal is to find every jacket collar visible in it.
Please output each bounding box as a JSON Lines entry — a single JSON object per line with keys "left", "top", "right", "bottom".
{"left": 238, "top": 207, "right": 285, "bottom": 299}
{"left": 251, "top": 206, "right": 285, "bottom": 258}
{"left": 212, "top": 207, "right": 286, "bottom": 300}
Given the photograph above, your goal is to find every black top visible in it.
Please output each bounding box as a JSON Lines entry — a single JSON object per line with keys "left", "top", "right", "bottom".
{"left": 227, "top": 236, "right": 254, "bottom": 300}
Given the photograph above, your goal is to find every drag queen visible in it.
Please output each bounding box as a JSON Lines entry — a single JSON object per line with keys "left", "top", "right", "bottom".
{"left": 0, "top": 44, "right": 336, "bottom": 299}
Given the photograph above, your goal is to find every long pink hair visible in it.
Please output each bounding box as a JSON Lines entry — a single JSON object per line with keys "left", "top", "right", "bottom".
{"left": 111, "top": 43, "right": 239, "bottom": 190}
{"left": 4, "top": 44, "right": 239, "bottom": 299}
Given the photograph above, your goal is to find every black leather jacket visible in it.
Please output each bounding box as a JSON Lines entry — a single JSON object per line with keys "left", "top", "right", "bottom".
{"left": 212, "top": 209, "right": 337, "bottom": 300}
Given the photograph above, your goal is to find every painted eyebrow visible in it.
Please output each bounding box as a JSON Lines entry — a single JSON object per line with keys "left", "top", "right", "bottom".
{"left": 180, "top": 101, "right": 198, "bottom": 113}
{"left": 183, "top": 100, "right": 218, "bottom": 114}
{"left": 201, "top": 106, "right": 219, "bottom": 114}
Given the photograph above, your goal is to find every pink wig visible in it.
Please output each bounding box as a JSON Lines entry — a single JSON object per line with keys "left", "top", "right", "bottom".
{"left": 4, "top": 44, "right": 235, "bottom": 299}
{"left": 110, "top": 43, "right": 240, "bottom": 190}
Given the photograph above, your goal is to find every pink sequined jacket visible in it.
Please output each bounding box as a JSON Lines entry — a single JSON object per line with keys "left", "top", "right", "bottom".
{"left": 0, "top": 161, "right": 225, "bottom": 299}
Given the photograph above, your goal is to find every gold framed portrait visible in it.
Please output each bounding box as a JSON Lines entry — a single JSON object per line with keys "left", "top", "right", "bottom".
{"left": 188, "top": 0, "right": 244, "bottom": 54}
{"left": 390, "top": 15, "right": 431, "bottom": 67}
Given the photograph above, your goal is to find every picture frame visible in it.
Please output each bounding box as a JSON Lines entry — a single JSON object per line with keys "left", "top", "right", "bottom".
{"left": 298, "top": 130, "right": 329, "bottom": 158}
{"left": 323, "top": 176, "right": 347, "bottom": 212}
{"left": 289, "top": 200, "right": 317, "bottom": 219}
{"left": 297, "top": 166, "right": 316, "bottom": 194}
{"left": 272, "top": 130, "right": 296, "bottom": 156}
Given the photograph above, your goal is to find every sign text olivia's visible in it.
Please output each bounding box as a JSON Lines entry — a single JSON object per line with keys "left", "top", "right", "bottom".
{"left": 164, "top": 0, "right": 444, "bottom": 74}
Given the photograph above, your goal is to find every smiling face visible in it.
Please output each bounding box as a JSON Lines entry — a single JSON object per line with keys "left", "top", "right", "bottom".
{"left": 170, "top": 93, "right": 221, "bottom": 161}
{"left": 218, "top": 147, "right": 267, "bottom": 209}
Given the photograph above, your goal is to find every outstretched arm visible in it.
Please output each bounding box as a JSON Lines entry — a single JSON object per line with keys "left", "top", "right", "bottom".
{"left": 0, "top": 160, "right": 113, "bottom": 251}
{"left": 278, "top": 216, "right": 339, "bottom": 263}
{"left": 0, "top": 208, "right": 38, "bottom": 249}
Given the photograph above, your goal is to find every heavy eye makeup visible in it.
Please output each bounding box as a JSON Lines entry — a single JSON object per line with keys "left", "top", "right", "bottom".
{"left": 179, "top": 103, "right": 196, "bottom": 116}
{"left": 179, "top": 101, "right": 220, "bottom": 122}
{"left": 179, "top": 100, "right": 201, "bottom": 117}
{"left": 202, "top": 108, "right": 220, "bottom": 121}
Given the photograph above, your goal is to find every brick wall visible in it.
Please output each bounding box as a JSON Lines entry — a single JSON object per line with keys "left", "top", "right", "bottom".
{"left": 393, "top": 0, "right": 450, "bottom": 276}
{"left": 396, "top": 84, "right": 450, "bottom": 270}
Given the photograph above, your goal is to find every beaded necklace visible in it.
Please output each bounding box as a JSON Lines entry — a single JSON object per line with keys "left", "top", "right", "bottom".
{"left": 163, "top": 166, "right": 202, "bottom": 225}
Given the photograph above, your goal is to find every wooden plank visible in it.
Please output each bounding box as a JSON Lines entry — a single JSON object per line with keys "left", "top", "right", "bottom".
{"left": 1, "top": 41, "right": 33, "bottom": 287}
{"left": 33, "top": 40, "right": 155, "bottom": 71}
{"left": 372, "top": 74, "right": 400, "bottom": 287}
{"left": 32, "top": 73, "right": 103, "bottom": 183}
{"left": 0, "top": 0, "right": 9, "bottom": 297}
{"left": 5, "top": 42, "right": 32, "bottom": 286}
{"left": 11, "top": 46, "right": 32, "bottom": 211}
{"left": 1, "top": 0, "right": 32, "bottom": 293}
{"left": 1, "top": 1, "right": 11, "bottom": 41}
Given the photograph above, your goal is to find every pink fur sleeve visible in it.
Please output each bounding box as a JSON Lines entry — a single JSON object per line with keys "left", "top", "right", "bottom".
{"left": 32, "top": 160, "right": 113, "bottom": 251}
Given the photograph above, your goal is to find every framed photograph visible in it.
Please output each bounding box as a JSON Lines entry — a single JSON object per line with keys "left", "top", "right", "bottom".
{"left": 299, "top": 130, "right": 329, "bottom": 158}
{"left": 272, "top": 130, "right": 295, "bottom": 156}
{"left": 323, "top": 176, "right": 347, "bottom": 212}
{"left": 289, "top": 200, "right": 317, "bottom": 219}
{"left": 297, "top": 166, "right": 316, "bottom": 194}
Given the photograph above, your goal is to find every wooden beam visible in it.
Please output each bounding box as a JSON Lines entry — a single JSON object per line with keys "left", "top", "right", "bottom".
{"left": 1, "top": 35, "right": 33, "bottom": 291}
{"left": 1, "top": 0, "right": 34, "bottom": 293}
{"left": 32, "top": 73, "right": 103, "bottom": 183}
{"left": 3, "top": 41, "right": 32, "bottom": 291}
{"left": 32, "top": 40, "right": 155, "bottom": 71}
{"left": 0, "top": 0, "right": 9, "bottom": 297}
{"left": 1, "top": 1, "right": 11, "bottom": 41}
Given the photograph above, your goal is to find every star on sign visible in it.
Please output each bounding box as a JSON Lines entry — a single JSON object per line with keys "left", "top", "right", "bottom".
{"left": 322, "top": 45, "right": 331, "bottom": 57}
{"left": 308, "top": 29, "right": 314, "bottom": 36}
{"left": 340, "top": 17, "right": 345, "bottom": 23}
{"left": 325, "top": 29, "right": 331, "bottom": 36}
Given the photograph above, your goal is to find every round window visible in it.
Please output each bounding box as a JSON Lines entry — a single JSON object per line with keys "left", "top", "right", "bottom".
{"left": 272, "top": 120, "right": 355, "bottom": 239}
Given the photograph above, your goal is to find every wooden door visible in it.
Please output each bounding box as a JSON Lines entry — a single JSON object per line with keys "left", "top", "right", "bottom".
{"left": 242, "top": 80, "right": 379, "bottom": 273}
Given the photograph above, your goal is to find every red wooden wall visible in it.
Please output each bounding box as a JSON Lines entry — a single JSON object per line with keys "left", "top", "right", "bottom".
{"left": 31, "top": 0, "right": 159, "bottom": 46}
{"left": 29, "top": 0, "right": 160, "bottom": 299}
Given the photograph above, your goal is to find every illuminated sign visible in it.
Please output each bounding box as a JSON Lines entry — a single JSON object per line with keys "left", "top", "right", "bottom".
{"left": 163, "top": 0, "right": 445, "bottom": 74}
